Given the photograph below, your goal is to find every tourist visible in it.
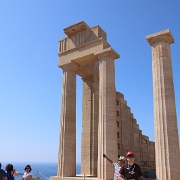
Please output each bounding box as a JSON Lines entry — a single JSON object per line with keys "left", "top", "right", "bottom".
{"left": 118, "top": 151, "right": 144, "bottom": 180}
{"left": 0, "top": 163, "right": 7, "bottom": 180}
{"left": 103, "top": 154, "right": 126, "bottom": 180}
{"left": 21, "top": 165, "right": 32, "bottom": 180}
{"left": 5, "top": 164, "right": 18, "bottom": 180}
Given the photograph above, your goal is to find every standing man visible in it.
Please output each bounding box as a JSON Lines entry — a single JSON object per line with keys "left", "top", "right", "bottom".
{"left": 103, "top": 154, "right": 126, "bottom": 180}
{"left": 118, "top": 151, "right": 144, "bottom": 180}
{"left": 0, "top": 163, "right": 7, "bottom": 180}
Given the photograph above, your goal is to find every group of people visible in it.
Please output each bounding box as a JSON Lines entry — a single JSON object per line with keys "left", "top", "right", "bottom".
{"left": 1, "top": 151, "right": 142, "bottom": 180}
{"left": 103, "top": 151, "right": 144, "bottom": 180}
{"left": 0, "top": 163, "right": 32, "bottom": 180}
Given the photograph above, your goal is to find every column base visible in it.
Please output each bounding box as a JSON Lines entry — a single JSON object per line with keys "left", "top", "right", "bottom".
{"left": 50, "top": 175, "right": 98, "bottom": 180}
{"left": 50, "top": 175, "right": 155, "bottom": 180}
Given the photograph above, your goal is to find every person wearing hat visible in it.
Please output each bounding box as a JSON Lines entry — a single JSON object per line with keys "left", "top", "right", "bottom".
{"left": 103, "top": 154, "right": 126, "bottom": 180}
{"left": 0, "top": 163, "right": 7, "bottom": 180}
{"left": 118, "top": 151, "right": 144, "bottom": 180}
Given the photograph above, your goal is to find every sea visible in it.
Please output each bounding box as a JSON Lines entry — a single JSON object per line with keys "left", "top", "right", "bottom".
{"left": 1, "top": 163, "right": 81, "bottom": 180}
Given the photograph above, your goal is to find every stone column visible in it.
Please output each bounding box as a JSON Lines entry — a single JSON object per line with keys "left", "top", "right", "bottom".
{"left": 57, "top": 64, "right": 77, "bottom": 177}
{"left": 146, "top": 29, "right": 180, "bottom": 180}
{"left": 95, "top": 48, "right": 119, "bottom": 180}
{"left": 81, "top": 72, "right": 99, "bottom": 176}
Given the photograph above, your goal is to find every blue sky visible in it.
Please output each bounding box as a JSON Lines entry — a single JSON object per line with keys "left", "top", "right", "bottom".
{"left": 0, "top": 1, "right": 179, "bottom": 164}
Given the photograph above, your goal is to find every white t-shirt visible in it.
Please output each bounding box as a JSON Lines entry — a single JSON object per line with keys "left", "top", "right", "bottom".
{"left": 113, "top": 162, "right": 121, "bottom": 180}
{"left": 22, "top": 172, "right": 32, "bottom": 179}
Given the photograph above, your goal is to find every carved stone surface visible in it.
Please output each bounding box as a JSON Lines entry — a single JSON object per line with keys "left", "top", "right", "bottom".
{"left": 57, "top": 66, "right": 76, "bottom": 177}
{"left": 146, "top": 29, "right": 174, "bottom": 46}
{"left": 63, "top": 21, "right": 89, "bottom": 37}
{"left": 146, "top": 30, "right": 180, "bottom": 180}
{"left": 81, "top": 63, "right": 99, "bottom": 176}
{"left": 50, "top": 22, "right": 157, "bottom": 180}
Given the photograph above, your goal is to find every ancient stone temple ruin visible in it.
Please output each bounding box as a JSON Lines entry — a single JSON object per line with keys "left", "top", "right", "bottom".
{"left": 49, "top": 21, "right": 157, "bottom": 180}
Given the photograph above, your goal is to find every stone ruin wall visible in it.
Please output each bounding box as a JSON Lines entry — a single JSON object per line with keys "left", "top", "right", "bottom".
{"left": 116, "top": 91, "right": 155, "bottom": 171}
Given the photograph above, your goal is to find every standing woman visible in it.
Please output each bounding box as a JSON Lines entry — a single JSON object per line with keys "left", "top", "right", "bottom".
{"left": 21, "top": 165, "right": 32, "bottom": 180}
{"left": 5, "top": 164, "right": 18, "bottom": 180}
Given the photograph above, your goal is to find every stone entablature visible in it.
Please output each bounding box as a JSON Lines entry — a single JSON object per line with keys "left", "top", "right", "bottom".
{"left": 63, "top": 21, "right": 89, "bottom": 36}
{"left": 58, "top": 21, "right": 110, "bottom": 70}
{"left": 58, "top": 22, "right": 107, "bottom": 55}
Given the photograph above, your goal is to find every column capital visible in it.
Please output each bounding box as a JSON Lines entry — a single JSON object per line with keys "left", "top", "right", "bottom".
{"left": 146, "top": 29, "right": 174, "bottom": 46}
{"left": 94, "top": 47, "right": 120, "bottom": 60}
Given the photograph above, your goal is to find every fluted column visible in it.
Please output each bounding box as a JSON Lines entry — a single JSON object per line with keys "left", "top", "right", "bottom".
{"left": 146, "top": 29, "right": 180, "bottom": 180}
{"left": 57, "top": 63, "right": 77, "bottom": 177}
{"left": 81, "top": 70, "right": 99, "bottom": 176}
{"left": 96, "top": 48, "right": 119, "bottom": 180}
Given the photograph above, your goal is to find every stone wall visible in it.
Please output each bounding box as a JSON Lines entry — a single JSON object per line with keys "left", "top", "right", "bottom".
{"left": 116, "top": 91, "right": 155, "bottom": 171}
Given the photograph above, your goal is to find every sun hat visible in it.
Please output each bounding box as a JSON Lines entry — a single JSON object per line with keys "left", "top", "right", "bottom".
{"left": 117, "top": 156, "right": 126, "bottom": 162}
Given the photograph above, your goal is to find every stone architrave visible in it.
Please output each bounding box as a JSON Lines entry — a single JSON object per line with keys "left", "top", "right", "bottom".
{"left": 146, "top": 29, "right": 180, "bottom": 180}
{"left": 95, "top": 48, "right": 119, "bottom": 180}
{"left": 57, "top": 63, "right": 77, "bottom": 177}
